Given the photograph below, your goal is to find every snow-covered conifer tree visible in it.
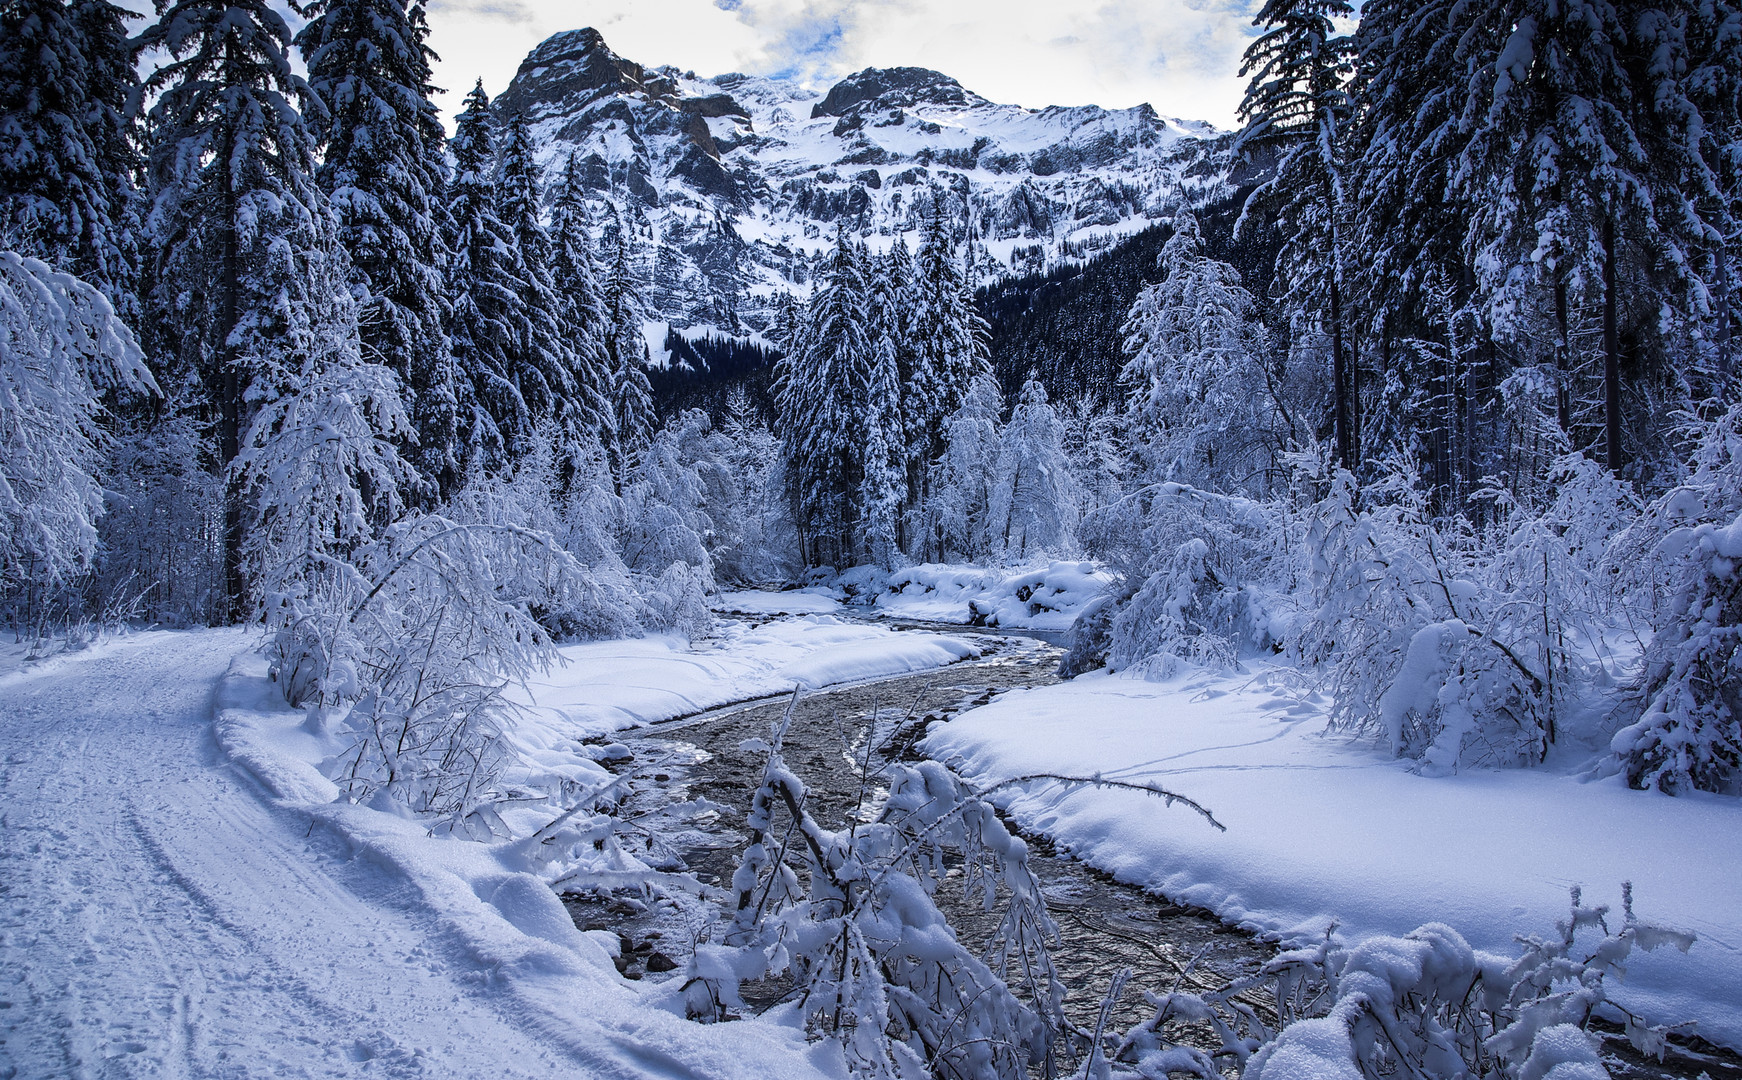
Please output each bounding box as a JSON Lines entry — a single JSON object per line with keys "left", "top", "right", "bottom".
{"left": 1456, "top": 0, "right": 1723, "bottom": 473}
{"left": 987, "top": 379, "right": 1078, "bottom": 560}
{"left": 444, "top": 81, "right": 522, "bottom": 475}
{"left": 860, "top": 246, "right": 908, "bottom": 566}
{"left": 0, "top": 0, "right": 137, "bottom": 310}
{"left": 906, "top": 205, "right": 992, "bottom": 557}
{"left": 1122, "top": 213, "right": 1278, "bottom": 492}
{"left": 296, "top": 0, "right": 455, "bottom": 495}
{"left": 601, "top": 226, "right": 654, "bottom": 493}
{"left": 498, "top": 114, "right": 580, "bottom": 455}
{"left": 920, "top": 372, "right": 1003, "bottom": 562}
{"left": 550, "top": 153, "right": 612, "bottom": 453}
{"left": 140, "top": 0, "right": 338, "bottom": 616}
{"left": 1236, "top": 0, "right": 1357, "bottom": 469}
{"left": 778, "top": 235, "right": 875, "bottom": 567}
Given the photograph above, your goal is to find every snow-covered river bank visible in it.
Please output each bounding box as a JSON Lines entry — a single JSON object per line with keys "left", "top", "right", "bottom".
{"left": 3, "top": 615, "right": 1738, "bottom": 1079}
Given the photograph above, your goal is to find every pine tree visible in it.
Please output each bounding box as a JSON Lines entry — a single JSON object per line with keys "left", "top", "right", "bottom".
{"left": 778, "top": 235, "right": 874, "bottom": 567}
{"left": 445, "top": 81, "right": 522, "bottom": 475}
{"left": 1236, "top": 0, "right": 1358, "bottom": 469}
{"left": 1122, "top": 213, "right": 1278, "bottom": 491}
{"left": 550, "top": 153, "right": 612, "bottom": 452}
{"left": 861, "top": 250, "right": 906, "bottom": 568}
{"left": 0, "top": 0, "right": 135, "bottom": 309}
{"left": 1456, "top": 0, "right": 1725, "bottom": 473}
{"left": 907, "top": 204, "right": 992, "bottom": 556}
{"left": 296, "top": 0, "right": 455, "bottom": 495}
{"left": 987, "top": 379, "right": 1078, "bottom": 560}
{"left": 498, "top": 113, "right": 580, "bottom": 456}
{"left": 69, "top": 0, "right": 143, "bottom": 321}
{"left": 601, "top": 225, "right": 653, "bottom": 493}
{"left": 922, "top": 372, "right": 1003, "bottom": 562}
{"left": 140, "top": 0, "right": 339, "bottom": 616}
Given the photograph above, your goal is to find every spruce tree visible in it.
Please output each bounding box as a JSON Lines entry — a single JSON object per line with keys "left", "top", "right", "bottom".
{"left": 778, "top": 235, "right": 874, "bottom": 567}
{"left": 601, "top": 227, "right": 653, "bottom": 493}
{"left": 906, "top": 204, "right": 992, "bottom": 556}
{"left": 987, "top": 379, "right": 1077, "bottom": 560}
{"left": 498, "top": 113, "right": 579, "bottom": 453}
{"left": 1236, "top": 0, "right": 1358, "bottom": 469}
{"left": 862, "top": 246, "right": 906, "bottom": 567}
{"left": 1122, "top": 213, "right": 1276, "bottom": 491}
{"left": 0, "top": 0, "right": 135, "bottom": 309}
{"left": 69, "top": 0, "right": 144, "bottom": 321}
{"left": 296, "top": 0, "right": 455, "bottom": 494}
{"left": 140, "top": 0, "right": 339, "bottom": 616}
{"left": 445, "top": 81, "right": 522, "bottom": 474}
{"left": 550, "top": 153, "right": 612, "bottom": 451}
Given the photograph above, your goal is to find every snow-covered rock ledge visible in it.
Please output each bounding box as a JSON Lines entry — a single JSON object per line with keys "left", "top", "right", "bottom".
{"left": 212, "top": 650, "right": 845, "bottom": 1080}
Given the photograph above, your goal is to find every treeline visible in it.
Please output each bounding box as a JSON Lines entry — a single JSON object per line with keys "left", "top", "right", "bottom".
{"left": 1233, "top": 0, "right": 1738, "bottom": 503}
{"left": 0, "top": 0, "right": 660, "bottom": 627}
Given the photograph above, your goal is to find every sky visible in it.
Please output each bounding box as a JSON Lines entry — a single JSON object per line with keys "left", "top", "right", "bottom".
{"left": 421, "top": 0, "right": 1261, "bottom": 130}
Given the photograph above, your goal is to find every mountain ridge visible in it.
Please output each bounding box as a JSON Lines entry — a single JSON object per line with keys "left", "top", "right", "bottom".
{"left": 492, "top": 28, "right": 1231, "bottom": 336}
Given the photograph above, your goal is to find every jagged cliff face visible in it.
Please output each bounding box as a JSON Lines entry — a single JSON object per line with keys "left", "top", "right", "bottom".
{"left": 496, "top": 28, "right": 1228, "bottom": 335}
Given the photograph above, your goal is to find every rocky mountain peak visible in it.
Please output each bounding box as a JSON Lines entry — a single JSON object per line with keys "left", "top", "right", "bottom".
{"left": 810, "top": 67, "right": 982, "bottom": 118}
{"left": 495, "top": 26, "right": 670, "bottom": 120}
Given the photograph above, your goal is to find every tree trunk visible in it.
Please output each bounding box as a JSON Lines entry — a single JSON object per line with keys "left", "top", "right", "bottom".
{"left": 1330, "top": 276, "right": 1352, "bottom": 471}
{"left": 219, "top": 40, "right": 245, "bottom": 622}
{"left": 1555, "top": 275, "right": 1572, "bottom": 434}
{"left": 1603, "top": 216, "right": 1623, "bottom": 473}
{"left": 1719, "top": 244, "right": 1733, "bottom": 399}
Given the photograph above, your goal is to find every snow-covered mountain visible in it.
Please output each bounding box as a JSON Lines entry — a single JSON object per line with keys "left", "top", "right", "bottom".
{"left": 494, "top": 28, "right": 1228, "bottom": 334}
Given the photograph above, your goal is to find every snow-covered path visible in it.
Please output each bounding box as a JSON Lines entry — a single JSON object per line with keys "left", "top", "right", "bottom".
{"left": 0, "top": 630, "right": 575, "bottom": 1078}
{"left": 0, "top": 630, "right": 835, "bottom": 1080}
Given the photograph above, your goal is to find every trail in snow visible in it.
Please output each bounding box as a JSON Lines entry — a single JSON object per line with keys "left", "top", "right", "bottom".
{"left": 0, "top": 630, "right": 581, "bottom": 1079}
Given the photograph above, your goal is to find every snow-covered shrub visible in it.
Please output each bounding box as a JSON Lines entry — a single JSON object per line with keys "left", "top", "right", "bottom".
{"left": 318, "top": 514, "right": 579, "bottom": 834}
{"left": 1299, "top": 467, "right": 1556, "bottom": 768}
{"left": 1608, "top": 513, "right": 1742, "bottom": 794}
{"left": 1111, "top": 886, "right": 1693, "bottom": 1080}
{"left": 1607, "top": 406, "right": 1742, "bottom": 794}
{"left": 0, "top": 252, "right": 156, "bottom": 626}
{"left": 1084, "top": 481, "right": 1288, "bottom": 677}
{"left": 689, "top": 705, "right": 1065, "bottom": 1080}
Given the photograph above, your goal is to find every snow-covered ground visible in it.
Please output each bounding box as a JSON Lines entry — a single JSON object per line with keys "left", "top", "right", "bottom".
{"left": 509, "top": 616, "right": 979, "bottom": 739}
{"left": 719, "top": 560, "right": 1113, "bottom": 633}
{"left": 0, "top": 618, "right": 979, "bottom": 1079}
{"left": 922, "top": 661, "right": 1742, "bottom": 1050}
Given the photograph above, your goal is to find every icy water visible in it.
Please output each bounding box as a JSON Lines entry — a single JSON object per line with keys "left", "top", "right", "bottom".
{"left": 562, "top": 619, "right": 1740, "bottom": 1080}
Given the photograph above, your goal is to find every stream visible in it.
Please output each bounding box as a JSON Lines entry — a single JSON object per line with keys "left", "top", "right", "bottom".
{"left": 560, "top": 617, "right": 1740, "bottom": 1080}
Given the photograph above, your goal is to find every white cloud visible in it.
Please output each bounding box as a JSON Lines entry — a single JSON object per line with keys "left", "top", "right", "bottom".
{"left": 424, "top": 0, "right": 1258, "bottom": 129}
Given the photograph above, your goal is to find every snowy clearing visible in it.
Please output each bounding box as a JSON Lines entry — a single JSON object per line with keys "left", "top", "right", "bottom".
{"left": 0, "top": 628, "right": 856, "bottom": 1080}
{"left": 508, "top": 615, "right": 980, "bottom": 739}
{"left": 921, "top": 662, "right": 1742, "bottom": 1050}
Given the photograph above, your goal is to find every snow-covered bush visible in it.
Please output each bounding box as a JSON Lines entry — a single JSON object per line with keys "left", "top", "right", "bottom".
{"left": 1609, "top": 513, "right": 1742, "bottom": 793}
{"left": 688, "top": 704, "right": 1065, "bottom": 1080}
{"left": 0, "top": 252, "right": 156, "bottom": 627}
{"left": 1607, "top": 406, "right": 1742, "bottom": 794}
{"left": 1110, "top": 886, "right": 1693, "bottom": 1080}
{"left": 1084, "top": 481, "right": 1289, "bottom": 677}
{"left": 1299, "top": 467, "right": 1555, "bottom": 768}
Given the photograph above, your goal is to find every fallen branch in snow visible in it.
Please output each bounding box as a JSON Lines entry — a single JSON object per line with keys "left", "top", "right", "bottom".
{"left": 977, "top": 773, "right": 1226, "bottom": 832}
